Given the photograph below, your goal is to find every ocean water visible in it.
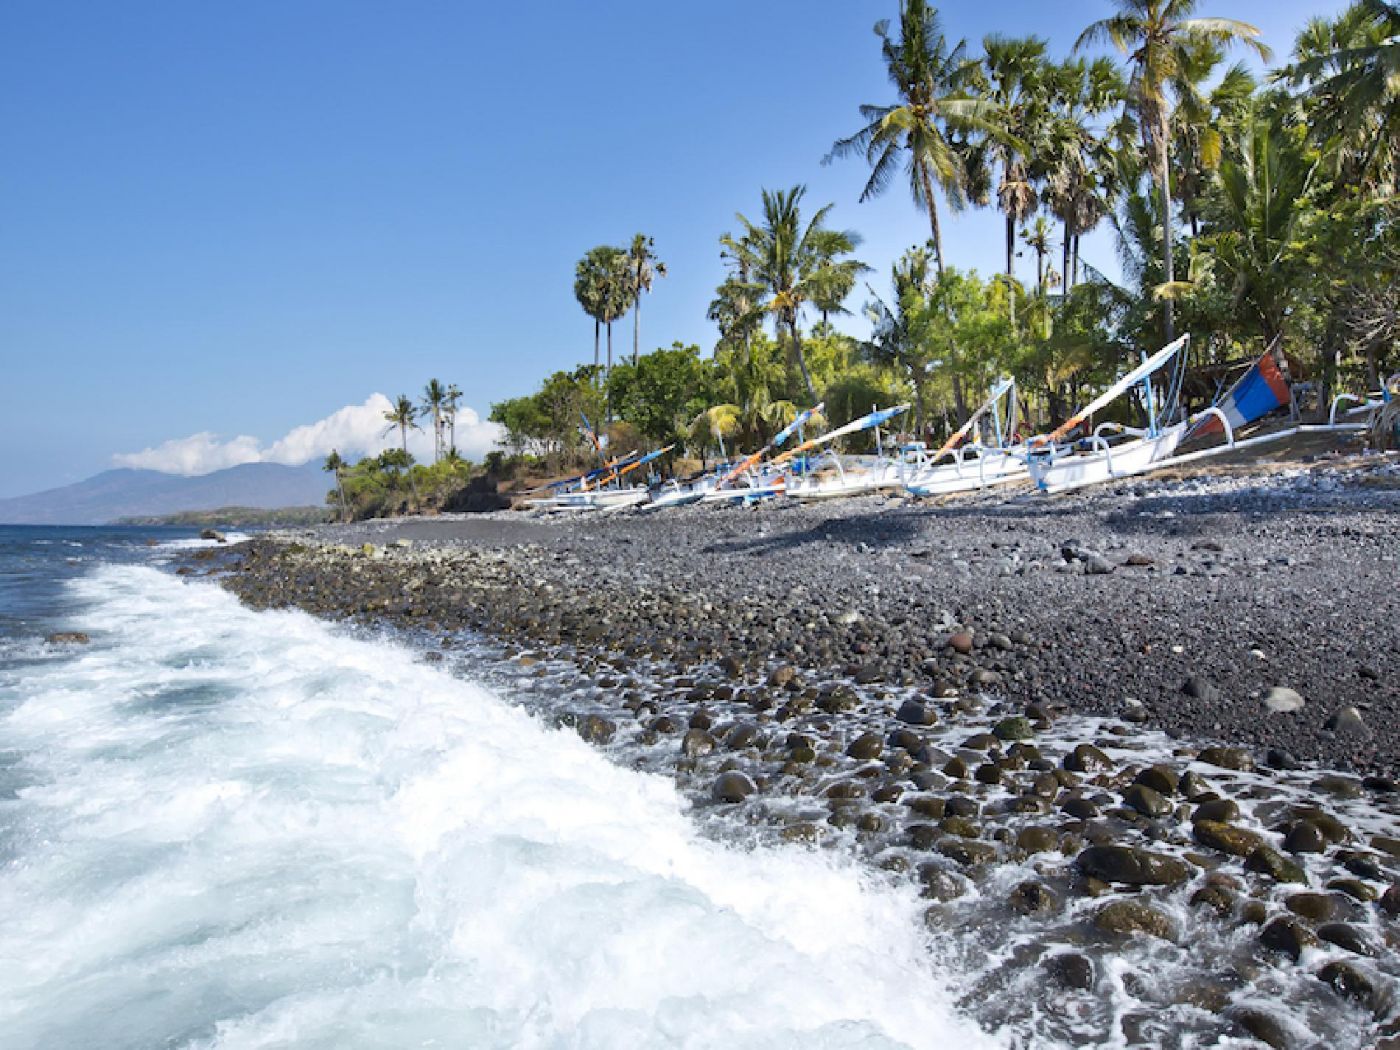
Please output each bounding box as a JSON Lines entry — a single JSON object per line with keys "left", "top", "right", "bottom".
{"left": 0, "top": 526, "right": 995, "bottom": 1050}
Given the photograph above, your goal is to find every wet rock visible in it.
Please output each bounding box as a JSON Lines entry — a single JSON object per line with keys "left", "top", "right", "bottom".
{"left": 973, "top": 763, "right": 1002, "bottom": 786}
{"left": 1324, "top": 706, "right": 1367, "bottom": 736}
{"left": 1064, "top": 744, "right": 1113, "bottom": 773}
{"left": 681, "top": 729, "right": 717, "bottom": 757}
{"left": 991, "top": 716, "right": 1033, "bottom": 741}
{"left": 948, "top": 632, "right": 974, "bottom": 655}
{"left": 1076, "top": 845, "right": 1193, "bottom": 886}
{"left": 767, "top": 665, "right": 796, "bottom": 688}
{"left": 1194, "top": 820, "right": 1264, "bottom": 858}
{"left": 1015, "top": 826, "right": 1058, "bottom": 854}
{"left": 1094, "top": 900, "right": 1174, "bottom": 939}
{"left": 1318, "top": 960, "right": 1376, "bottom": 1006}
{"left": 1134, "top": 765, "right": 1179, "bottom": 796}
{"left": 200, "top": 528, "right": 226, "bottom": 542}
{"left": 939, "top": 815, "right": 981, "bottom": 839}
{"left": 577, "top": 714, "right": 616, "bottom": 744}
{"left": 907, "top": 824, "right": 941, "bottom": 850}
{"left": 1008, "top": 880, "right": 1059, "bottom": 916}
{"left": 1191, "top": 799, "right": 1240, "bottom": 823}
{"left": 1313, "top": 774, "right": 1362, "bottom": 799}
{"left": 1260, "top": 917, "right": 1317, "bottom": 960}
{"left": 725, "top": 723, "right": 760, "bottom": 750}
{"left": 1084, "top": 555, "right": 1115, "bottom": 575}
{"left": 44, "top": 631, "right": 90, "bottom": 645}
{"left": 1372, "top": 835, "right": 1400, "bottom": 860}
{"left": 1124, "top": 553, "right": 1155, "bottom": 566}
{"left": 1226, "top": 1007, "right": 1296, "bottom": 1050}
{"left": 936, "top": 837, "right": 998, "bottom": 866}
{"left": 1263, "top": 686, "right": 1305, "bottom": 714}
{"left": 1283, "top": 821, "right": 1328, "bottom": 854}
{"left": 905, "top": 796, "right": 946, "bottom": 820}
{"left": 895, "top": 699, "right": 935, "bottom": 726}
{"left": 1380, "top": 884, "right": 1400, "bottom": 916}
{"left": 1197, "top": 746, "right": 1254, "bottom": 772}
{"left": 1190, "top": 885, "right": 1236, "bottom": 916}
{"left": 1043, "top": 952, "right": 1094, "bottom": 991}
{"left": 1246, "top": 846, "right": 1307, "bottom": 883}
{"left": 943, "top": 756, "right": 970, "bottom": 780}
{"left": 919, "top": 867, "right": 967, "bottom": 903}
{"left": 846, "top": 732, "right": 883, "bottom": 761}
{"left": 1267, "top": 748, "right": 1302, "bottom": 770}
{"left": 1327, "top": 878, "right": 1377, "bottom": 902}
{"left": 1317, "top": 922, "right": 1374, "bottom": 956}
{"left": 1124, "top": 784, "right": 1172, "bottom": 818}
{"left": 712, "top": 771, "right": 756, "bottom": 803}
{"left": 1284, "top": 893, "right": 1335, "bottom": 921}
{"left": 1178, "top": 770, "right": 1213, "bottom": 801}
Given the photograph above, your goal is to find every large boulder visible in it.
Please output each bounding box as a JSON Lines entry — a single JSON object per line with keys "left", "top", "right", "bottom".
{"left": 1076, "top": 845, "right": 1193, "bottom": 886}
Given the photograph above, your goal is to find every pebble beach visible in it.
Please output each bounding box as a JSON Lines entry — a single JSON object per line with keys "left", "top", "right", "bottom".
{"left": 209, "top": 454, "right": 1400, "bottom": 1047}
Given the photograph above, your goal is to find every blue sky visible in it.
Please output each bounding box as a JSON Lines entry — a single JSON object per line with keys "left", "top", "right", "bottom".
{"left": 0, "top": 0, "right": 1343, "bottom": 496}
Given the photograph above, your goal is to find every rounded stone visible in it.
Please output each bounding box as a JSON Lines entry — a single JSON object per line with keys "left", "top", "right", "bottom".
{"left": 1094, "top": 900, "right": 1174, "bottom": 939}
{"left": 1043, "top": 952, "right": 1094, "bottom": 990}
{"left": 712, "top": 771, "right": 756, "bottom": 804}
{"left": 1008, "top": 880, "right": 1060, "bottom": 915}
{"left": 846, "top": 732, "right": 884, "bottom": 761}
{"left": 1260, "top": 917, "right": 1316, "bottom": 961}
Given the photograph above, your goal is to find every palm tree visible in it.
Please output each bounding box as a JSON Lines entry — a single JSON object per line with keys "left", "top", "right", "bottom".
{"left": 597, "top": 247, "right": 635, "bottom": 391}
{"left": 626, "top": 234, "right": 666, "bottom": 365}
{"left": 1170, "top": 44, "right": 1255, "bottom": 235}
{"left": 1281, "top": 0, "right": 1398, "bottom": 191}
{"left": 1201, "top": 104, "right": 1318, "bottom": 345}
{"left": 722, "top": 187, "right": 865, "bottom": 399}
{"left": 690, "top": 404, "right": 742, "bottom": 464}
{"left": 1076, "top": 0, "right": 1270, "bottom": 340}
{"left": 443, "top": 383, "right": 463, "bottom": 455}
{"left": 419, "top": 378, "right": 448, "bottom": 463}
{"left": 1022, "top": 216, "right": 1057, "bottom": 292}
{"left": 979, "top": 35, "right": 1051, "bottom": 277}
{"left": 323, "top": 450, "right": 348, "bottom": 521}
{"left": 864, "top": 246, "right": 941, "bottom": 432}
{"left": 573, "top": 250, "right": 607, "bottom": 367}
{"left": 382, "top": 393, "right": 421, "bottom": 509}
{"left": 575, "top": 247, "right": 633, "bottom": 371}
{"left": 826, "top": 0, "right": 1008, "bottom": 274}
{"left": 1041, "top": 57, "right": 1126, "bottom": 287}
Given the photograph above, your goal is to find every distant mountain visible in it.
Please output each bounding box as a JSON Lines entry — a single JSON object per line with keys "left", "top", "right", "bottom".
{"left": 0, "top": 462, "right": 332, "bottom": 525}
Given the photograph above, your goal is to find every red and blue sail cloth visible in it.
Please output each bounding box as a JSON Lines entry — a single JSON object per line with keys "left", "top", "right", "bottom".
{"left": 1191, "top": 351, "right": 1292, "bottom": 437}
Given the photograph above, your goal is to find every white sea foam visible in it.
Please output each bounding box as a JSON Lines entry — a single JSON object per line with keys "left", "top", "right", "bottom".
{"left": 0, "top": 566, "right": 998, "bottom": 1050}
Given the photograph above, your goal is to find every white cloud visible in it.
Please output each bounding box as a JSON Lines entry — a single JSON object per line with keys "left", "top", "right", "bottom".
{"left": 112, "top": 394, "right": 503, "bottom": 475}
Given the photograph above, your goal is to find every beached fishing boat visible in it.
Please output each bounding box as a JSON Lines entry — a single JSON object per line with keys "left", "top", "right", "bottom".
{"left": 902, "top": 378, "right": 1029, "bottom": 497}
{"left": 689, "top": 402, "right": 826, "bottom": 505}
{"left": 779, "top": 405, "right": 910, "bottom": 500}
{"left": 1024, "top": 336, "right": 1195, "bottom": 494}
{"left": 1022, "top": 340, "right": 1380, "bottom": 494}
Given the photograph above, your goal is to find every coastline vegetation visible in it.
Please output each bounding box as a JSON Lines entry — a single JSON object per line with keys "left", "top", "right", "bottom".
{"left": 337, "top": 0, "right": 1397, "bottom": 516}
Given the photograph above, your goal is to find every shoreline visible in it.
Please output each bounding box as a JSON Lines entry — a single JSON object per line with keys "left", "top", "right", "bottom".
{"left": 205, "top": 459, "right": 1400, "bottom": 1046}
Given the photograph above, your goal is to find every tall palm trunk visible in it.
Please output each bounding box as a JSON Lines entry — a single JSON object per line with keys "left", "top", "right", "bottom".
{"left": 1005, "top": 213, "right": 1016, "bottom": 276}
{"left": 918, "top": 164, "right": 946, "bottom": 275}
{"left": 1156, "top": 114, "right": 1176, "bottom": 342}
{"left": 593, "top": 319, "right": 600, "bottom": 368}
{"left": 605, "top": 320, "right": 614, "bottom": 421}
{"left": 398, "top": 424, "right": 419, "bottom": 510}
{"left": 632, "top": 296, "right": 641, "bottom": 366}
{"left": 1062, "top": 221, "right": 1072, "bottom": 293}
{"left": 334, "top": 469, "right": 348, "bottom": 522}
{"left": 789, "top": 318, "right": 817, "bottom": 400}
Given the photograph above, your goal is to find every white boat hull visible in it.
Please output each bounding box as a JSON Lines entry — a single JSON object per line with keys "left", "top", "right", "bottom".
{"left": 1027, "top": 427, "right": 1187, "bottom": 494}
{"left": 903, "top": 449, "right": 1028, "bottom": 496}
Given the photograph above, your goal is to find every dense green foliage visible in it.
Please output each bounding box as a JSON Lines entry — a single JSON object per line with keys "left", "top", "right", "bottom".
{"left": 487, "top": 1, "right": 1395, "bottom": 473}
